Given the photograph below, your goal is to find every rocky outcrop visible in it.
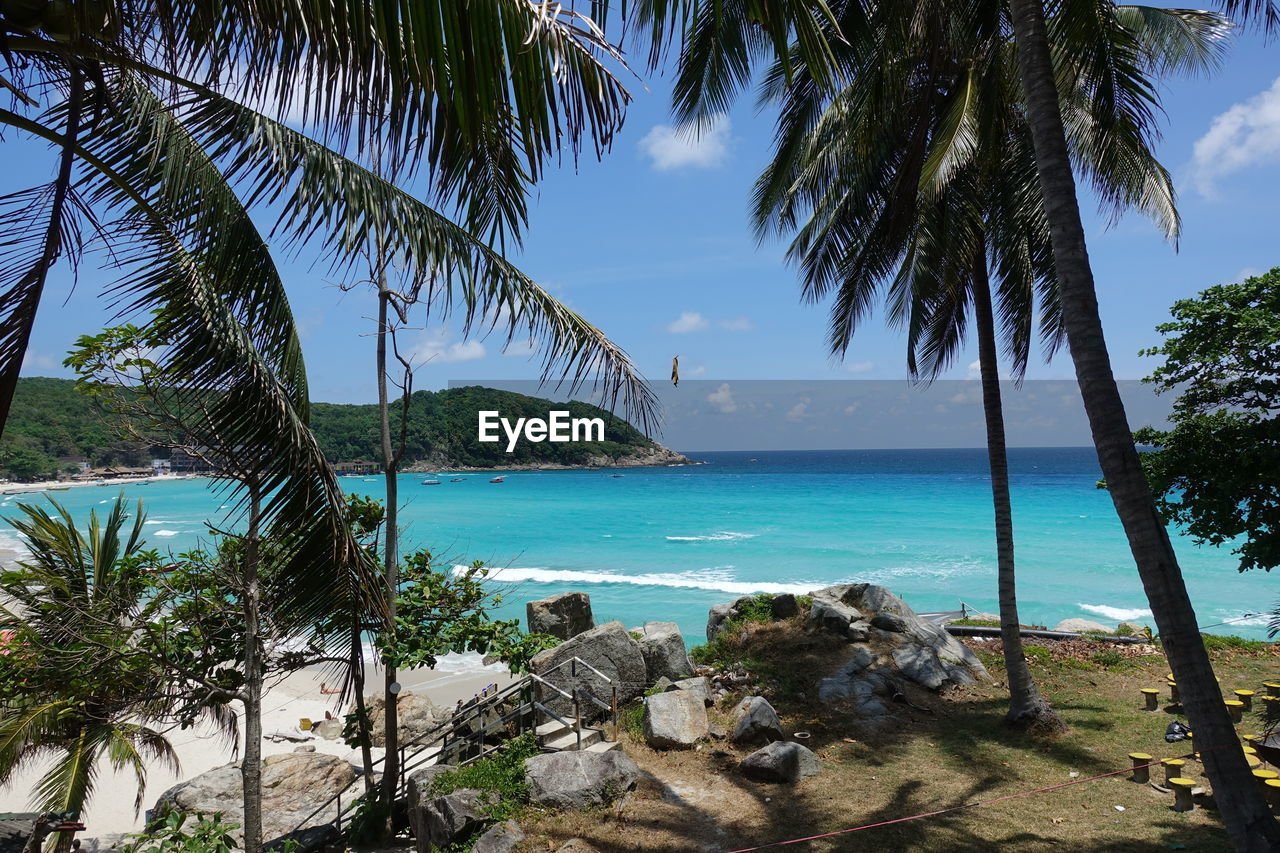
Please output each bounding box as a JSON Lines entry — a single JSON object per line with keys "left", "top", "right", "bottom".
{"left": 531, "top": 621, "right": 647, "bottom": 715}
{"left": 473, "top": 820, "right": 525, "bottom": 853}
{"left": 1052, "top": 618, "right": 1111, "bottom": 634}
{"left": 414, "top": 789, "right": 488, "bottom": 852}
{"left": 152, "top": 753, "right": 356, "bottom": 847}
{"left": 524, "top": 750, "right": 640, "bottom": 808}
{"left": 636, "top": 621, "right": 694, "bottom": 682}
{"left": 739, "top": 741, "right": 821, "bottom": 783}
{"left": 358, "top": 690, "right": 448, "bottom": 748}
{"left": 730, "top": 696, "right": 784, "bottom": 747}
{"left": 527, "top": 592, "right": 595, "bottom": 640}
{"left": 667, "top": 676, "right": 712, "bottom": 706}
{"left": 643, "top": 689, "right": 709, "bottom": 749}
{"left": 816, "top": 648, "right": 893, "bottom": 720}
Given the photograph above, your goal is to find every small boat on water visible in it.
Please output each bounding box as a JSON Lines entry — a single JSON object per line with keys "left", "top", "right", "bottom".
{"left": 47, "top": 486, "right": 71, "bottom": 491}
{"left": 450, "top": 478, "right": 465, "bottom": 482}
{"left": 610, "top": 474, "right": 624, "bottom": 478}
{"left": 423, "top": 479, "right": 442, "bottom": 485}
{"left": 488, "top": 476, "right": 505, "bottom": 484}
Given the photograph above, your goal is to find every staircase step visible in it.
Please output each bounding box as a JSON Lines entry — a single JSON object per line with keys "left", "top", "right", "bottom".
{"left": 584, "top": 739, "right": 620, "bottom": 754}
{"left": 542, "top": 726, "right": 604, "bottom": 752}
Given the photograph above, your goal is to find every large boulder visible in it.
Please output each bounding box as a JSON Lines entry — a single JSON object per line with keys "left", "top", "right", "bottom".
{"left": 407, "top": 765, "right": 457, "bottom": 845}
{"left": 414, "top": 789, "right": 488, "bottom": 852}
{"left": 524, "top": 750, "right": 641, "bottom": 809}
{"left": 817, "top": 648, "right": 894, "bottom": 719}
{"left": 358, "top": 690, "right": 449, "bottom": 748}
{"left": 152, "top": 753, "right": 356, "bottom": 847}
{"left": 473, "top": 820, "right": 525, "bottom": 853}
{"left": 643, "top": 689, "right": 709, "bottom": 749}
{"left": 667, "top": 676, "right": 713, "bottom": 706}
{"left": 531, "top": 621, "right": 647, "bottom": 715}
{"left": 730, "top": 696, "right": 784, "bottom": 747}
{"left": 739, "top": 741, "right": 821, "bottom": 783}
{"left": 636, "top": 621, "right": 694, "bottom": 683}
{"left": 527, "top": 592, "right": 595, "bottom": 640}
{"left": 1052, "top": 618, "right": 1111, "bottom": 634}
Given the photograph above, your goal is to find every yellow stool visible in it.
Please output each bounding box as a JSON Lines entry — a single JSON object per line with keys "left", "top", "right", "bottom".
{"left": 1168, "top": 680, "right": 1181, "bottom": 704}
{"left": 1244, "top": 746, "right": 1259, "bottom": 757}
{"left": 1163, "top": 758, "right": 1187, "bottom": 785}
{"left": 1226, "top": 700, "right": 1246, "bottom": 724}
{"left": 1266, "top": 778, "right": 1280, "bottom": 807}
{"left": 1236, "top": 690, "right": 1257, "bottom": 711}
{"left": 1264, "top": 682, "right": 1280, "bottom": 698}
{"left": 1140, "top": 688, "right": 1160, "bottom": 711}
{"left": 1170, "top": 778, "right": 1196, "bottom": 812}
{"left": 1254, "top": 769, "right": 1278, "bottom": 788}
{"left": 1247, "top": 754, "right": 1263, "bottom": 770}
{"left": 1130, "top": 752, "right": 1153, "bottom": 784}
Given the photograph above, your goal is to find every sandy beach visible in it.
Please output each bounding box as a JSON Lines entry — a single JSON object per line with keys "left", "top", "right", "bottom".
{"left": 0, "top": 660, "right": 515, "bottom": 843}
{"left": 0, "top": 473, "right": 205, "bottom": 496}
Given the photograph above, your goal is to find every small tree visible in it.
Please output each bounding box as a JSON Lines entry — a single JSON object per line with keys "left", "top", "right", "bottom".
{"left": 1135, "top": 268, "right": 1280, "bottom": 575}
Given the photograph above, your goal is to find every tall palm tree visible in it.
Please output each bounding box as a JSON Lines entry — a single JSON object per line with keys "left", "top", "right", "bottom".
{"left": 0, "top": 498, "right": 183, "bottom": 850}
{"left": 1000, "top": 0, "right": 1280, "bottom": 843}
{"left": 752, "top": 0, "right": 1222, "bottom": 729}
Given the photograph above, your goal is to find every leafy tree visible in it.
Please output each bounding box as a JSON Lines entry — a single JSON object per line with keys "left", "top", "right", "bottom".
{"left": 1135, "top": 269, "right": 1280, "bottom": 574}
{"left": 751, "top": 0, "right": 1222, "bottom": 730}
{"left": 0, "top": 498, "right": 185, "bottom": 852}
{"left": 1, "top": 444, "right": 57, "bottom": 480}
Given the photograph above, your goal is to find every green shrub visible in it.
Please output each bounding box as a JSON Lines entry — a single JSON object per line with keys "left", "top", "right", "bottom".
{"left": 1088, "top": 650, "right": 1131, "bottom": 670}
{"left": 1200, "top": 633, "right": 1272, "bottom": 653}
{"left": 1022, "top": 645, "right": 1053, "bottom": 665}
{"left": 123, "top": 813, "right": 240, "bottom": 853}
{"left": 738, "top": 594, "right": 775, "bottom": 623}
{"left": 428, "top": 733, "right": 541, "bottom": 821}
{"left": 797, "top": 595, "right": 813, "bottom": 610}
{"left": 951, "top": 618, "right": 1001, "bottom": 628}
{"left": 619, "top": 702, "right": 645, "bottom": 739}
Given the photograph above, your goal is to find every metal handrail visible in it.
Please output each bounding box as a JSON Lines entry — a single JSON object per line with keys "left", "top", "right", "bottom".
{"left": 278, "top": 656, "right": 618, "bottom": 840}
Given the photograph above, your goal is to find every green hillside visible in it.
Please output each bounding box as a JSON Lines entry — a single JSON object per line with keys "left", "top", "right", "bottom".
{"left": 1, "top": 378, "right": 680, "bottom": 478}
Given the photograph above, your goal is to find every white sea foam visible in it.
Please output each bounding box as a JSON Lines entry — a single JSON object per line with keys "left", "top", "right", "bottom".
{"left": 153, "top": 529, "right": 181, "bottom": 537}
{"left": 460, "top": 565, "right": 816, "bottom": 596}
{"left": 665, "top": 531, "right": 757, "bottom": 542}
{"left": 1078, "top": 603, "right": 1153, "bottom": 622}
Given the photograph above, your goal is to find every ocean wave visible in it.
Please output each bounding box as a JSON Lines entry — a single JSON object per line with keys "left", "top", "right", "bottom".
{"left": 1212, "top": 611, "right": 1271, "bottom": 628}
{"left": 665, "top": 531, "right": 757, "bottom": 542}
{"left": 1078, "top": 603, "right": 1152, "bottom": 622}
{"left": 461, "top": 565, "right": 816, "bottom": 596}
{"left": 153, "top": 529, "right": 181, "bottom": 537}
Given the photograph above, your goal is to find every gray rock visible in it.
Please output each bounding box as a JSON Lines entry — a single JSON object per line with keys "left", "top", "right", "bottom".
{"left": 1052, "top": 618, "right": 1112, "bottom": 634}
{"left": 1116, "top": 621, "right": 1148, "bottom": 636}
{"left": 730, "top": 696, "right": 784, "bottom": 746}
{"left": 669, "top": 676, "right": 713, "bottom": 706}
{"left": 637, "top": 621, "right": 694, "bottom": 683}
{"left": 293, "top": 744, "right": 316, "bottom": 753}
{"left": 846, "top": 620, "right": 872, "bottom": 642}
{"left": 416, "top": 789, "right": 488, "bottom": 852}
{"left": 706, "top": 596, "right": 755, "bottom": 642}
{"left": 525, "top": 750, "right": 641, "bottom": 808}
{"left": 770, "top": 593, "right": 799, "bottom": 619}
{"left": 531, "top": 621, "right": 647, "bottom": 715}
{"left": 891, "top": 645, "right": 952, "bottom": 690}
{"left": 311, "top": 718, "right": 343, "bottom": 740}
{"left": 152, "top": 752, "right": 356, "bottom": 848}
{"left": 808, "top": 597, "right": 866, "bottom": 636}
{"left": 739, "top": 741, "right": 821, "bottom": 783}
{"left": 527, "top": 591, "right": 595, "bottom": 640}
{"left": 358, "top": 690, "right": 448, "bottom": 748}
{"left": 263, "top": 824, "right": 337, "bottom": 853}
{"left": 407, "top": 765, "right": 456, "bottom": 847}
{"left": 473, "top": 820, "right": 524, "bottom": 853}
{"left": 871, "top": 613, "right": 908, "bottom": 633}
{"left": 644, "top": 689, "right": 710, "bottom": 749}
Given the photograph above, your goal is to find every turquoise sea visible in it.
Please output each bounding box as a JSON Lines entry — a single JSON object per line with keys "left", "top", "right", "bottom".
{"left": 4, "top": 447, "right": 1274, "bottom": 645}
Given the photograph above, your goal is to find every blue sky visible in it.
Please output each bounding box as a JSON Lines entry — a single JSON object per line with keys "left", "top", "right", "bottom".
{"left": 7, "top": 24, "right": 1280, "bottom": 405}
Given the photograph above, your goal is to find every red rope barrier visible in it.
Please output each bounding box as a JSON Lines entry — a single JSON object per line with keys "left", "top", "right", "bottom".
{"left": 718, "top": 752, "right": 1195, "bottom": 853}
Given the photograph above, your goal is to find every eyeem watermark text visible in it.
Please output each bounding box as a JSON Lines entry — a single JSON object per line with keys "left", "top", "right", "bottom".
{"left": 477, "top": 410, "right": 605, "bottom": 452}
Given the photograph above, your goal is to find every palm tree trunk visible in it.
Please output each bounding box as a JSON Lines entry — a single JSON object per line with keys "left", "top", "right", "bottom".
{"left": 241, "top": 486, "right": 264, "bottom": 853}
{"left": 376, "top": 277, "right": 400, "bottom": 832}
{"left": 1005, "top": 0, "right": 1280, "bottom": 846}
{"left": 971, "top": 252, "right": 1061, "bottom": 730}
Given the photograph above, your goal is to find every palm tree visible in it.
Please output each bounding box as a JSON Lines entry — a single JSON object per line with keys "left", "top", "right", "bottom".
{"left": 752, "top": 0, "right": 1222, "bottom": 729}
{"left": 0, "top": 498, "right": 181, "bottom": 851}
{"left": 1000, "top": 0, "right": 1280, "bottom": 843}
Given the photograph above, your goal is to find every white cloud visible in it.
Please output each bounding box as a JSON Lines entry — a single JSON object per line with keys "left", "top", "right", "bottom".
{"left": 639, "top": 114, "right": 731, "bottom": 171}
{"left": 21, "top": 349, "right": 56, "bottom": 372}
{"left": 1190, "top": 77, "right": 1280, "bottom": 197}
{"left": 667, "top": 311, "right": 709, "bottom": 334}
{"left": 966, "top": 360, "right": 982, "bottom": 379}
{"left": 411, "top": 332, "right": 487, "bottom": 365}
{"left": 719, "top": 316, "right": 754, "bottom": 332}
{"left": 1236, "top": 267, "right": 1264, "bottom": 281}
{"left": 785, "top": 401, "right": 809, "bottom": 422}
{"left": 845, "top": 361, "right": 875, "bottom": 374}
{"left": 502, "top": 338, "right": 538, "bottom": 358}
{"left": 707, "top": 383, "right": 737, "bottom": 413}
{"left": 843, "top": 402, "right": 861, "bottom": 415}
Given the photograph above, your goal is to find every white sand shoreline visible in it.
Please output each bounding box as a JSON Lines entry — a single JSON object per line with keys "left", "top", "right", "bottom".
{"left": 0, "top": 473, "right": 208, "bottom": 496}
{"left": 0, "top": 661, "right": 514, "bottom": 841}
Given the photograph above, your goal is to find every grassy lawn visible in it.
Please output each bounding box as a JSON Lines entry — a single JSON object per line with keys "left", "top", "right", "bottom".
{"left": 517, "top": 623, "right": 1279, "bottom": 852}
